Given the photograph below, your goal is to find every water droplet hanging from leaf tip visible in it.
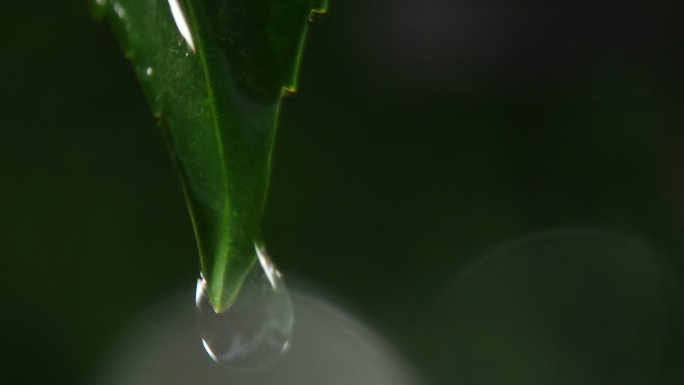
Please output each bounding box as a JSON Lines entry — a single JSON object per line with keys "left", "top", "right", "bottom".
{"left": 195, "top": 246, "right": 293, "bottom": 369}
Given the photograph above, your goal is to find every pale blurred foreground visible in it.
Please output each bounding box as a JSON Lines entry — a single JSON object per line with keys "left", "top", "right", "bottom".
{"left": 92, "top": 285, "right": 421, "bottom": 385}
{"left": 92, "top": 230, "right": 684, "bottom": 385}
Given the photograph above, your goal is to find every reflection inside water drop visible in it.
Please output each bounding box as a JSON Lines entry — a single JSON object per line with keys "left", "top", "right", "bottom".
{"left": 195, "top": 247, "right": 293, "bottom": 369}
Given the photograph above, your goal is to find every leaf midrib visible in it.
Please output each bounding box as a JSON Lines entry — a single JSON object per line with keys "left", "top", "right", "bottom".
{"left": 182, "top": 0, "right": 232, "bottom": 305}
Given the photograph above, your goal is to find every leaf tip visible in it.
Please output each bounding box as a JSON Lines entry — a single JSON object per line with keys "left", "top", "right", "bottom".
{"left": 208, "top": 273, "right": 238, "bottom": 313}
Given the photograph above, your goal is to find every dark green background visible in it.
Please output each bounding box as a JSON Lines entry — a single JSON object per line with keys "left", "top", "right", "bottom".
{"left": 1, "top": 1, "right": 683, "bottom": 384}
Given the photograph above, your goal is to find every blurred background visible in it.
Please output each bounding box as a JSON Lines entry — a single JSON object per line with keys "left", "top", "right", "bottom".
{"left": 1, "top": 0, "right": 684, "bottom": 384}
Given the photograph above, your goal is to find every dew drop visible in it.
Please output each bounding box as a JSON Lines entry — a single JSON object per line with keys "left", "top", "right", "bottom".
{"left": 195, "top": 245, "right": 294, "bottom": 369}
{"left": 145, "top": 67, "right": 154, "bottom": 77}
{"left": 112, "top": 2, "right": 126, "bottom": 19}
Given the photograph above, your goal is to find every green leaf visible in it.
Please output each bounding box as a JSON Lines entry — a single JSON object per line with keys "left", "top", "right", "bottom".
{"left": 93, "top": 0, "right": 328, "bottom": 312}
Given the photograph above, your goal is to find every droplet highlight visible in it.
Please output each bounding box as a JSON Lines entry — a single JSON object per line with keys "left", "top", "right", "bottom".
{"left": 195, "top": 246, "right": 294, "bottom": 369}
